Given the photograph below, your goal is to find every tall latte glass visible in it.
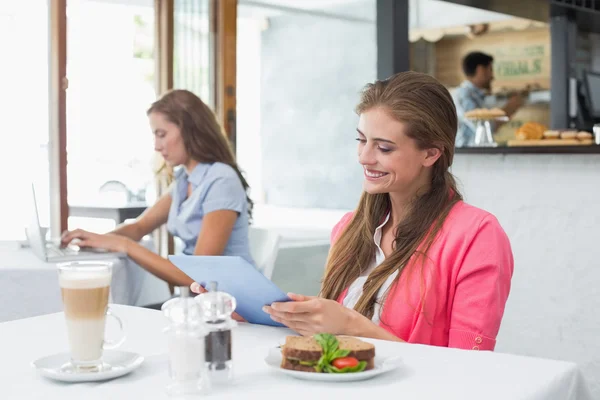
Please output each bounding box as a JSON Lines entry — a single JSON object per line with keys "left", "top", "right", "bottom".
{"left": 57, "top": 261, "right": 125, "bottom": 372}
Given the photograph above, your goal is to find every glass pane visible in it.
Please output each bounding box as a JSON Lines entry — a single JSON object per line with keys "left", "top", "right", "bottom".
{"left": 66, "top": 0, "right": 156, "bottom": 231}
{"left": 237, "top": 0, "right": 377, "bottom": 210}
{"left": 0, "top": 1, "right": 50, "bottom": 240}
{"left": 173, "top": 0, "right": 213, "bottom": 106}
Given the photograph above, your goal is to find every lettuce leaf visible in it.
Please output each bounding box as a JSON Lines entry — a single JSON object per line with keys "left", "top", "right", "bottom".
{"left": 313, "top": 333, "right": 360, "bottom": 373}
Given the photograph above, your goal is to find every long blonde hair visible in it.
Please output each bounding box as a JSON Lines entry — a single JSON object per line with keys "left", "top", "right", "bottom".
{"left": 320, "top": 72, "right": 462, "bottom": 319}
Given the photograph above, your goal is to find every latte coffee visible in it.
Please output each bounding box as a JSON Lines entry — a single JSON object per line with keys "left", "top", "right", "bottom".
{"left": 59, "top": 267, "right": 111, "bottom": 365}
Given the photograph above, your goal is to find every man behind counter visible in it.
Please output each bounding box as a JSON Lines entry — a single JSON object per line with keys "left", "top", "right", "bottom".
{"left": 454, "top": 51, "right": 525, "bottom": 147}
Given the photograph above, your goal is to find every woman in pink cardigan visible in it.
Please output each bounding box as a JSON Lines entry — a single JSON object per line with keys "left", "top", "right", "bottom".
{"left": 260, "top": 72, "right": 511, "bottom": 351}
{"left": 261, "top": 71, "right": 514, "bottom": 351}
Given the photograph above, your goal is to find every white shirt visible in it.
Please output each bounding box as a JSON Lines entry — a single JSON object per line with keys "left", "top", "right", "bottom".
{"left": 342, "top": 213, "right": 398, "bottom": 323}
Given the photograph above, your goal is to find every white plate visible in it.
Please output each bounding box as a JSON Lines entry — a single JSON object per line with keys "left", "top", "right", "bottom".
{"left": 264, "top": 347, "right": 402, "bottom": 382}
{"left": 32, "top": 350, "right": 144, "bottom": 383}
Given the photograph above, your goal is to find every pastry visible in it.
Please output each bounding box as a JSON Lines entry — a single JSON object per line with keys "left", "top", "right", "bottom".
{"left": 560, "top": 130, "right": 578, "bottom": 140}
{"left": 489, "top": 107, "right": 506, "bottom": 117}
{"left": 543, "top": 130, "right": 561, "bottom": 139}
{"left": 576, "top": 131, "right": 593, "bottom": 140}
{"left": 515, "top": 122, "right": 547, "bottom": 140}
{"left": 464, "top": 108, "right": 507, "bottom": 120}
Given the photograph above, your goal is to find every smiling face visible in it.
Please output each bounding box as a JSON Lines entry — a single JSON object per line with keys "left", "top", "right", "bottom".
{"left": 357, "top": 107, "right": 440, "bottom": 196}
{"left": 149, "top": 111, "right": 189, "bottom": 167}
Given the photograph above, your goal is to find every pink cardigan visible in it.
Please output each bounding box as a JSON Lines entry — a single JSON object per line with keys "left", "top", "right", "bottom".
{"left": 331, "top": 201, "right": 513, "bottom": 351}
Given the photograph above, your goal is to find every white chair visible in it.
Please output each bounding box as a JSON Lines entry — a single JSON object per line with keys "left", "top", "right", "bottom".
{"left": 248, "top": 227, "right": 281, "bottom": 280}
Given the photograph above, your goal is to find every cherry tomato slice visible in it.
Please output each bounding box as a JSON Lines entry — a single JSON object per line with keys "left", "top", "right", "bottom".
{"left": 332, "top": 356, "right": 359, "bottom": 369}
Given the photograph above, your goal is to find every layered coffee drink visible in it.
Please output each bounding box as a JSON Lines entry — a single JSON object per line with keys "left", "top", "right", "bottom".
{"left": 59, "top": 268, "right": 111, "bottom": 364}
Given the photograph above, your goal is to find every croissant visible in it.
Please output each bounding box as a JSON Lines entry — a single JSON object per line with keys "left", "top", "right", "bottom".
{"left": 516, "top": 122, "right": 547, "bottom": 140}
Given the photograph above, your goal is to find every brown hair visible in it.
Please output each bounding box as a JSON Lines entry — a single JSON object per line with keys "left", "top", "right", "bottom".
{"left": 147, "top": 89, "right": 253, "bottom": 218}
{"left": 320, "top": 71, "right": 462, "bottom": 319}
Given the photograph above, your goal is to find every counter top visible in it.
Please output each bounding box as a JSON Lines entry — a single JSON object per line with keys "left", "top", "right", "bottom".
{"left": 456, "top": 146, "right": 600, "bottom": 155}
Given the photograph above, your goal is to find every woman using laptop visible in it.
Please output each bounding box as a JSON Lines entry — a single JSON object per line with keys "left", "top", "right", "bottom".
{"left": 61, "top": 89, "right": 254, "bottom": 287}
{"left": 213, "top": 72, "right": 514, "bottom": 351}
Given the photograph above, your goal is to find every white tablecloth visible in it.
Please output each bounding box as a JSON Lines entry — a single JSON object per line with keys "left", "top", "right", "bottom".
{"left": 0, "top": 305, "right": 592, "bottom": 400}
{"left": 0, "top": 241, "right": 170, "bottom": 322}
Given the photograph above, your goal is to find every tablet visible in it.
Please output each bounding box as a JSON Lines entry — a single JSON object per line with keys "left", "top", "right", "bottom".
{"left": 169, "top": 255, "right": 291, "bottom": 327}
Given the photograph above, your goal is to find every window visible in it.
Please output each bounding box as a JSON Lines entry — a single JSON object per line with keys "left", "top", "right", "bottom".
{"left": 173, "top": 0, "right": 213, "bottom": 105}
{"left": 66, "top": 0, "right": 156, "bottom": 232}
{"left": 0, "top": 1, "right": 50, "bottom": 240}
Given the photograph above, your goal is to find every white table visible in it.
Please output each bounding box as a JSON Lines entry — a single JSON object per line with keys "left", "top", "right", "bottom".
{"left": 1, "top": 305, "right": 592, "bottom": 400}
{"left": 69, "top": 204, "right": 147, "bottom": 224}
{"left": 0, "top": 241, "right": 170, "bottom": 322}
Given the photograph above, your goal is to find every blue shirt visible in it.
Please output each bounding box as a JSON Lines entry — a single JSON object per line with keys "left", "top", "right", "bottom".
{"left": 166, "top": 162, "right": 255, "bottom": 266}
{"left": 454, "top": 80, "right": 486, "bottom": 147}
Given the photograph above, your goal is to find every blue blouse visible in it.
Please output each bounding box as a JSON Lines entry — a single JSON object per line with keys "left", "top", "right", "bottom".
{"left": 166, "top": 162, "right": 254, "bottom": 266}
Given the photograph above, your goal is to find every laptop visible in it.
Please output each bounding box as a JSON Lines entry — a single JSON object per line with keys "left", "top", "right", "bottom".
{"left": 26, "top": 184, "right": 125, "bottom": 262}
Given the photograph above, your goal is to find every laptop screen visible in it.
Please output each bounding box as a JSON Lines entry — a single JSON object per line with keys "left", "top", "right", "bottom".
{"left": 26, "top": 184, "right": 49, "bottom": 260}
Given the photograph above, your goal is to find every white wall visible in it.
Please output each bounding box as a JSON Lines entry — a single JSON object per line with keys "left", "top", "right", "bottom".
{"left": 451, "top": 154, "right": 600, "bottom": 397}
{"left": 248, "top": 0, "right": 375, "bottom": 209}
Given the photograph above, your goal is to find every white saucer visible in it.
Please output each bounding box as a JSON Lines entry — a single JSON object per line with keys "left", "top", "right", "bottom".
{"left": 32, "top": 350, "right": 144, "bottom": 382}
{"left": 264, "top": 347, "right": 402, "bottom": 382}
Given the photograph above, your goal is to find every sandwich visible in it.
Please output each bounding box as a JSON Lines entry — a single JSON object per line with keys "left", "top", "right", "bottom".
{"left": 280, "top": 333, "right": 375, "bottom": 373}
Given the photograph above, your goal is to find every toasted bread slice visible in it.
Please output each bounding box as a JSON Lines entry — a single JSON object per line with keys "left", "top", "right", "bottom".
{"left": 280, "top": 335, "right": 376, "bottom": 372}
